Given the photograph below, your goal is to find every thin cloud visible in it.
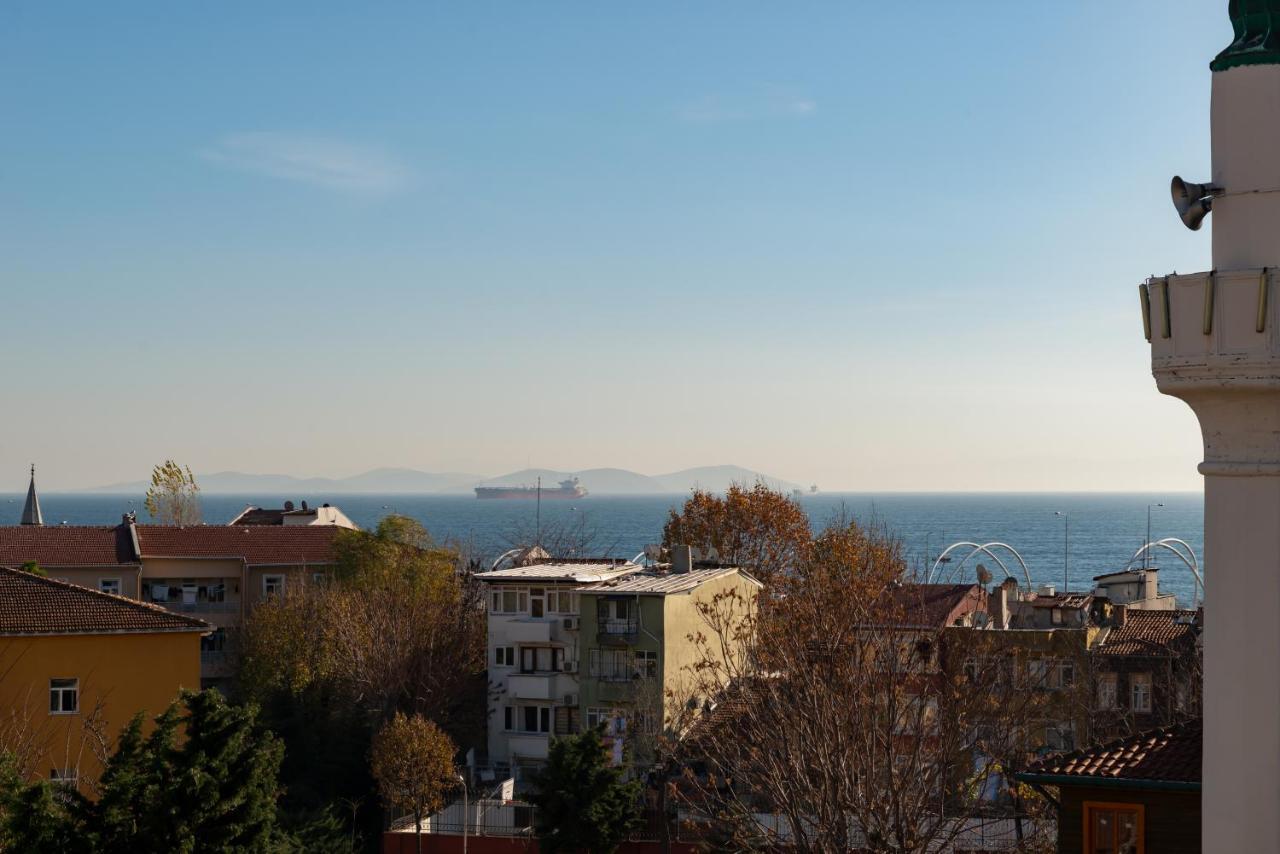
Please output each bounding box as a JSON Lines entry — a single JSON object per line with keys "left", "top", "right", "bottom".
{"left": 200, "top": 132, "right": 411, "bottom": 194}
{"left": 678, "top": 87, "right": 817, "bottom": 124}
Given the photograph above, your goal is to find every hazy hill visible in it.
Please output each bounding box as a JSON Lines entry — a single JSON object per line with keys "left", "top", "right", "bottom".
{"left": 85, "top": 465, "right": 799, "bottom": 495}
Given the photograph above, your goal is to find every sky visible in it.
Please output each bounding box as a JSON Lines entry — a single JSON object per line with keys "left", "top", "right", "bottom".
{"left": 0, "top": 2, "right": 1227, "bottom": 492}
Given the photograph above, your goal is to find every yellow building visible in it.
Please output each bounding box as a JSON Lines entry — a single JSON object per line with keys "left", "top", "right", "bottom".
{"left": 0, "top": 566, "right": 208, "bottom": 794}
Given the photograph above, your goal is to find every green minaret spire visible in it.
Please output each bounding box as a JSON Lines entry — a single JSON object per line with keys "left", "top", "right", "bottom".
{"left": 1213, "top": 0, "right": 1280, "bottom": 71}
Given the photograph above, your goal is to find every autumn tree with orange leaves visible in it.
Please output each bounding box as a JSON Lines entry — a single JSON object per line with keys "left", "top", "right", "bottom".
{"left": 661, "top": 482, "right": 812, "bottom": 587}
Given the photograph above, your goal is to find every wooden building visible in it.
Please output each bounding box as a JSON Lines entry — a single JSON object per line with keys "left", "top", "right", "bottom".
{"left": 1017, "top": 719, "right": 1201, "bottom": 854}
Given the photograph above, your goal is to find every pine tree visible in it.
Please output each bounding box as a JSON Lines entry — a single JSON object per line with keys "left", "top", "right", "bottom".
{"left": 0, "top": 690, "right": 287, "bottom": 853}
{"left": 527, "top": 728, "right": 642, "bottom": 854}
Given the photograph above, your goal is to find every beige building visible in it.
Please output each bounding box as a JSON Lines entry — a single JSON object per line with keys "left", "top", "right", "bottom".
{"left": 0, "top": 520, "right": 342, "bottom": 689}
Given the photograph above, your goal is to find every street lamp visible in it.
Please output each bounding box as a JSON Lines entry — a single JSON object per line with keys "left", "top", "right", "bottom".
{"left": 455, "top": 772, "right": 468, "bottom": 854}
{"left": 1054, "top": 512, "right": 1069, "bottom": 593}
{"left": 1145, "top": 503, "right": 1164, "bottom": 569}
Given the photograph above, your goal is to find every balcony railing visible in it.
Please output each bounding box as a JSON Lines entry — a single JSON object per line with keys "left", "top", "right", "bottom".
{"left": 154, "top": 601, "right": 239, "bottom": 614}
{"left": 597, "top": 617, "right": 639, "bottom": 639}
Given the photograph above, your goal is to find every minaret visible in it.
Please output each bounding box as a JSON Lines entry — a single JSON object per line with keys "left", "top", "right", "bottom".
{"left": 20, "top": 464, "right": 42, "bottom": 527}
{"left": 1144, "top": 4, "right": 1280, "bottom": 849}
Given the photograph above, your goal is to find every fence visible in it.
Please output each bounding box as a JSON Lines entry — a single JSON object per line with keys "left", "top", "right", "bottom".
{"left": 390, "top": 799, "right": 1051, "bottom": 852}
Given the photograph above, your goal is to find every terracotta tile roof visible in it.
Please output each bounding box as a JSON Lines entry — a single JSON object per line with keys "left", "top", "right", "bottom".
{"left": 0, "top": 525, "right": 137, "bottom": 568}
{"left": 0, "top": 566, "right": 209, "bottom": 636}
{"left": 880, "top": 583, "right": 985, "bottom": 628}
{"left": 134, "top": 525, "right": 340, "bottom": 565}
{"left": 1097, "top": 610, "right": 1200, "bottom": 657}
{"left": 1021, "top": 719, "right": 1201, "bottom": 786}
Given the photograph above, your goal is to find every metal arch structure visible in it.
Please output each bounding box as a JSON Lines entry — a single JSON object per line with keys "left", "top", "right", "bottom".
{"left": 1123, "top": 537, "right": 1205, "bottom": 604}
{"left": 928, "top": 541, "right": 1034, "bottom": 589}
{"left": 489, "top": 548, "right": 524, "bottom": 572}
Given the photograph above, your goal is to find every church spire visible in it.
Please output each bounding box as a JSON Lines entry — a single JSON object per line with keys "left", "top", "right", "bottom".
{"left": 20, "top": 464, "right": 43, "bottom": 526}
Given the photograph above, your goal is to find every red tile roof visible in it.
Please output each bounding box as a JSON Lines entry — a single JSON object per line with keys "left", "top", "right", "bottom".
{"left": 881, "top": 583, "right": 985, "bottom": 628}
{"left": 1097, "top": 610, "right": 1200, "bottom": 657}
{"left": 1021, "top": 719, "right": 1201, "bottom": 785}
{"left": 0, "top": 567, "right": 209, "bottom": 636}
{"left": 134, "top": 525, "right": 340, "bottom": 565}
{"left": 0, "top": 525, "right": 137, "bottom": 568}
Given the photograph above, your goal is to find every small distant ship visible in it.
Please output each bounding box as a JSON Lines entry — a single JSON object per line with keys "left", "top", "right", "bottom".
{"left": 474, "top": 477, "right": 588, "bottom": 500}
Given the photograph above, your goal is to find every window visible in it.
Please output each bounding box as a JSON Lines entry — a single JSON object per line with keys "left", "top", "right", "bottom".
{"left": 494, "top": 646, "right": 515, "bottom": 667}
{"left": 491, "top": 588, "right": 528, "bottom": 614}
{"left": 201, "top": 628, "right": 226, "bottom": 653}
{"left": 1051, "top": 608, "right": 1063, "bottom": 626}
{"left": 98, "top": 578, "right": 121, "bottom": 596}
{"left": 1098, "top": 673, "right": 1118, "bottom": 710}
{"left": 1045, "top": 721, "right": 1076, "bottom": 752}
{"left": 311, "top": 572, "right": 328, "bottom": 587}
{"left": 504, "top": 706, "right": 513, "bottom": 731}
{"left": 586, "top": 707, "right": 613, "bottom": 732}
{"left": 548, "top": 590, "right": 578, "bottom": 614}
{"left": 49, "top": 679, "right": 78, "bottom": 715}
{"left": 1085, "top": 802, "right": 1143, "bottom": 854}
{"left": 262, "top": 574, "right": 285, "bottom": 600}
{"left": 517, "top": 705, "right": 551, "bottom": 734}
{"left": 1131, "top": 673, "right": 1152, "bottom": 713}
{"left": 1027, "top": 658, "right": 1074, "bottom": 690}
{"left": 634, "top": 650, "right": 658, "bottom": 679}
{"left": 519, "top": 647, "right": 562, "bottom": 673}
{"left": 530, "top": 588, "right": 545, "bottom": 619}
{"left": 963, "top": 657, "right": 980, "bottom": 683}
{"left": 588, "top": 649, "right": 631, "bottom": 680}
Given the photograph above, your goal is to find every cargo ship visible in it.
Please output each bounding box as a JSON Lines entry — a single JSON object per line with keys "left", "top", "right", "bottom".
{"left": 474, "top": 477, "right": 588, "bottom": 500}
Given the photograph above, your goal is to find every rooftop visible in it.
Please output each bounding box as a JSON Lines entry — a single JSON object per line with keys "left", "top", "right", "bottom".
{"left": 578, "top": 565, "right": 759, "bottom": 595}
{"left": 1096, "top": 609, "right": 1200, "bottom": 657}
{"left": 477, "top": 561, "right": 641, "bottom": 584}
{"left": 1027, "top": 592, "right": 1093, "bottom": 609}
{"left": 1093, "top": 568, "right": 1156, "bottom": 582}
{"left": 134, "top": 525, "right": 341, "bottom": 565}
{"left": 879, "top": 583, "right": 986, "bottom": 628}
{"left": 0, "top": 566, "right": 210, "bottom": 636}
{"left": 0, "top": 524, "right": 137, "bottom": 567}
{"left": 1019, "top": 719, "right": 1201, "bottom": 788}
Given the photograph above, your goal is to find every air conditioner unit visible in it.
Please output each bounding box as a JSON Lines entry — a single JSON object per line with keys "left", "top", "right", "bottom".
{"left": 563, "top": 693, "right": 578, "bottom": 706}
{"left": 564, "top": 661, "right": 578, "bottom": 674}
{"left": 562, "top": 617, "right": 578, "bottom": 630}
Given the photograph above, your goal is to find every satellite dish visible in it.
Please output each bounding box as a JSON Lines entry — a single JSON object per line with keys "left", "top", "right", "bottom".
{"left": 976, "top": 563, "right": 993, "bottom": 585}
{"left": 1171, "top": 175, "right": 1221, "bottom": 231}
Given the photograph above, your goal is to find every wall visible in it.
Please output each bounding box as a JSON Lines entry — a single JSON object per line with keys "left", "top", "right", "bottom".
{"left": 661, "top": 571, "right": 758, "bottom": 714}
{"left": 1055, "top": 784, "right": 1200, "bottom": 854}
{"left": 37, "top": 566, "right": 140, "bottom": 599}
{"left": 383, "top": 834, "right": 700, "bottom": 854}
{"left": 0, "top": 630, "right": 202, "bottom": 794}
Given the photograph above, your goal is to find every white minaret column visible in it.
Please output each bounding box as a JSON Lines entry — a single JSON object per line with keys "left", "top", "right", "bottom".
{"left": 1146, "top": 7, "right": 1280, "bottom": 850}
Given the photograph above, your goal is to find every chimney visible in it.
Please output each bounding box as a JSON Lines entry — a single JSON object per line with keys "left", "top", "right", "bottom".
{"left": 672, "top": 544, "right": 693, "bottom": 574}
{"left": 1141, "top": 568, "right": 1158, "bottom": 602}
{"left": 1115, "top": 603, "right": 1128, "bottom": 629}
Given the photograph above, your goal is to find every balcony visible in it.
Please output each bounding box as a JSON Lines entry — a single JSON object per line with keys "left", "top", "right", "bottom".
{"left": 506, "top": 734, "right": 549, "bottom": 761}
{"left": 597, "top": 617, "right": 639, "bottom": 642}
{"left": 507, "top": 674, "right": 554, "bottom": 700}
{"left": 507, "top": 620, "right": 552, "bottom": 644}
{"left": 164, "top": 601, "right": 239, "bottom": 614}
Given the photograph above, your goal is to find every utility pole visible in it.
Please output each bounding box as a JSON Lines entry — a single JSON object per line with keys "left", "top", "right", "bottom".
{"left": 1055, "top": 511, "right": 1068, "bottom": 592}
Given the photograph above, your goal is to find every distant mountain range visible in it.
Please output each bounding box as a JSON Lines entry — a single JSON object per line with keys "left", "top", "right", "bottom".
{"left": 84, "top": 465, "right": 802, "bottom": 496}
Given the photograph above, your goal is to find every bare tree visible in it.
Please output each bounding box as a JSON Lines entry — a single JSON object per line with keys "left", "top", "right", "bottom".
{"left": 666, "top": 520, "right": 1054, "bottom": 853}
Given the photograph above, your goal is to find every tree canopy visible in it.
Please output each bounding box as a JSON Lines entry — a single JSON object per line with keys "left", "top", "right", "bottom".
{"left": 143, "top": 460, "right": 201, "bottom": 526}
{"left": 0, "top": 690, "right": 309, "bottom": 853}
{"left": 527, "top": 728, "right": 642, "bottom": 854}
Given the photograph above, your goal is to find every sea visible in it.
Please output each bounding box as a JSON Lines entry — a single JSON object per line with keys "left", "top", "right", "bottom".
{"left": 2, "top": 492, "right": 1205, "bottom": 608}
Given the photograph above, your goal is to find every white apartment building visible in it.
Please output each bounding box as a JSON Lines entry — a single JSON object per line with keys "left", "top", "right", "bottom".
{"left": 476, "top": 559, "right": 640, "bottom": 777}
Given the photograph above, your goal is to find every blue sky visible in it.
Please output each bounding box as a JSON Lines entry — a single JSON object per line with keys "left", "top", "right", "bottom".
{"left": 1, "top": 2, "right": 1225, "bottom": 490}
